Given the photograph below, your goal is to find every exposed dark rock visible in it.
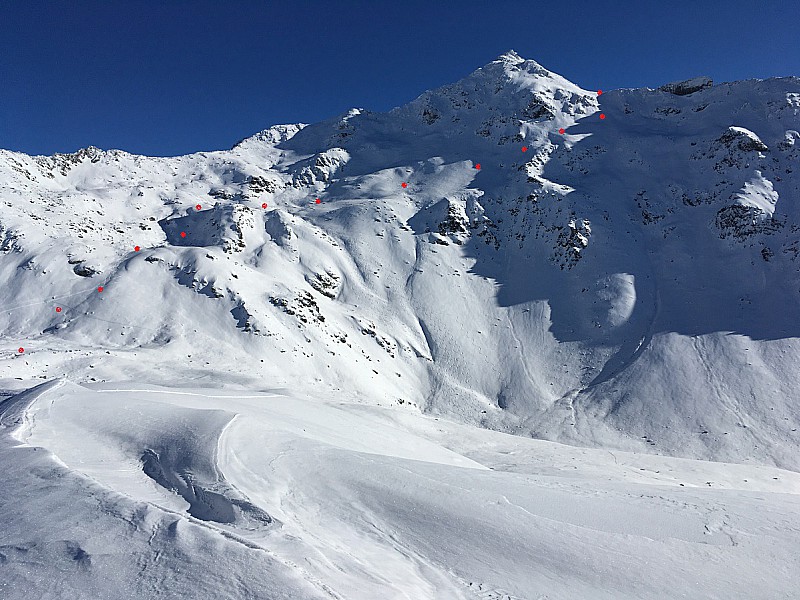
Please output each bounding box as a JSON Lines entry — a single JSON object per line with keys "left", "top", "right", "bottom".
{"left": 659, "top": 76, "right": 713, "bottom": 96}
{"left": 715, "top": 204, "right": 783, "bottom": 240}
{"left": 307, "top": 271, "right": 340, "bottom": 299}
{"left": 421, "top": 107, "right": 440, "bottom": 124}
{"left": 552, "top": 218, "right": 591, "bottom": 269}
{"left": 247, "top": 175, "right": 282, "bottom": 195}
{"left": 718, "top": 127, "right": 769, "bottom": 152}
{"left": 72, "top": 263, "right": 98, "bottom": 277}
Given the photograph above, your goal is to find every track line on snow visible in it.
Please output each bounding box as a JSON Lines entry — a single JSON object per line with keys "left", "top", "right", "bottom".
{"left": 507, "top": 311, "right": 538, "bottom": 395}
{"left": 92, "top": 388, "right": 283, "bottom": 399}
{"left": 0, "top": 288, "right": 100, "bottom": 315}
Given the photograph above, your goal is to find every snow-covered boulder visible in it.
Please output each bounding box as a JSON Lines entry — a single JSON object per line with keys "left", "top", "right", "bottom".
{"left": 719, "top": 126, "right": 769, "bottom": 152}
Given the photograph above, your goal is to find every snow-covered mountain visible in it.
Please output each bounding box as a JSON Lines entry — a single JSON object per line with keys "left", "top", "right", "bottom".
{"left": 3, "top": 51, "right": 798, "bottom": 469}
{"left": 1, "top": 51, "right": 800, "bottom": 598}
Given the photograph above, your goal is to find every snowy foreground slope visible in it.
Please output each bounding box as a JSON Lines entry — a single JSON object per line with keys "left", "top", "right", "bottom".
{"left": 1, "top": 380, "right": 799, "bottom": 599}
{"left": 1, "top": 51, "right": 800, "bottom": 597}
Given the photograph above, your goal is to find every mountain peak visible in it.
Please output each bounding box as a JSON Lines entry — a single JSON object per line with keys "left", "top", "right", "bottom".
{"left": 496, "top": 49, "right": 526, "bottom": 65}
{"left": 452, "top": 51, "right": 588, "bottom": 102}
{"left": 382, "top": 51, "right": 595, "bottom": 137}
{"left": 484, "top": 51, "right": 561, "bottom": 81}
{"left": 233, "top": 123, "right": 306, "bottom": 150}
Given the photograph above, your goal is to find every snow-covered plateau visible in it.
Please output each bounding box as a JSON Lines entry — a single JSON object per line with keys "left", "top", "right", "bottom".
{"left": 1, "top": 51, "right": 799, "bottom": 598}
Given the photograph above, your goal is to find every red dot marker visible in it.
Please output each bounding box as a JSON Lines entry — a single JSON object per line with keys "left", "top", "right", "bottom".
{"left": 401, "top": 182, "right": 408, "bottom": 188}
{"left": 195, "top": 204, "right": 202, "bottom": 210}
{"left": 521, "top": 146, "right": 528, "bottom": 152}
{"left": 180, "top": 231, "right": 187, "bottom": 238}
{"left": 597, "top": 90, "right": 603, "bottom": 96}
{"left": 18, "top": 347, "right": 24, "bottom": 354}
{"left": 55, "top": 307, "right": 62, "bottom": 313}
{"left": 315, "top": 199, "right": 321, "bottom": 204}
{"left": 97, "top": 286, "right": 104, "bottom": 293}
{"left": 134, "top": 245, "right": 140, "bottom": 252}
{"left": 559, "top": 128, "right": 565, "bottom": 134}
{"left": 261, "top": 202, "right": 267, "bottom": 209}
{"left": 475, "top": 163, "right": 481, "bottom": 170}
{"left": 600, "top": 113, "right": 606, "bottom": 120}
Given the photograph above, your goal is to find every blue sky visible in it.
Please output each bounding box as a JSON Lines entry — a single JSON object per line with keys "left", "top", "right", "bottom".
{"left": 2, "top": 0, "right": 798, "bottom": 156}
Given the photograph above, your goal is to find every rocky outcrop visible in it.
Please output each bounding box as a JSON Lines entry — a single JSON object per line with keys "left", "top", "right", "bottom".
{"left": 307, "top": 271, "right": 341, "bottom": 299}
{"left": 659, "top": 76, "right": 713, "bottom": 96}
{"left": 159, "top": 204, "right": 256, "bottom": 253}
{"left": 553, "top": 218, "right": 591, "bottom": 269}
{"left": 291, "top": 148, "right": 349, "bottom": 187}
{"left": 715, "top": 204, "right": 783, "bottom": 240}
{"left": 718, "top": 127, "right": 769, "bottom": 152}
{"left": 34, "top": 146, "right": 106, "bottom": 178}
{"left": 246, "top": 175, "right": 283, "bottom": 195}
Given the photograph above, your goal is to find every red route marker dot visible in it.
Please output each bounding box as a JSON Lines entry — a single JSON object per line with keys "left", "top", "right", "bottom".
{"left": 195, "top": 204, "right": 202, "bottom": 210}
{"left": 559, "top": 128, "right": 565, "bottom": 134}
{"left": 597, "top": 90, "right": 603, "bottom": 96}
{"left": 315, "top": 198, "right": 321, "bottom": 204}
{"left": 180, "top": 231, "right": 187, "bottom": 238}
{"left": 521, "top": 146, "right": 528, "bottom": 152}
{"left": 55, "top": 307, "right": 62, "bottom": 313}
{"left": 97, "top": 286, "right": 104, "bottom": 293}
{"left": 134, "top": 245, "right": 140, "bottom": 252}
{"left": 261, "top": 202, "right": 268, "bottom": 209}
{"left": 401, "top": 182, "right": 408, "bottom": 188}
{"left": 600, "top": 113, "right": 606, "bottom": 120}
{"left": 18, "top": 347, "right": 24, "bottom": 354}
{"left": 475, "top": 163, "right": 481, "bottom": 170}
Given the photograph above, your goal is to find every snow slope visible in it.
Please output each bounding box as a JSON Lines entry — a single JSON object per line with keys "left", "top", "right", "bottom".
{"left": 2, "top": 51, "right": 798, "bottom": 469}
{"left": 2, "top": 381, "right": 799, "bottom": 599}
{"left": 1, "top": 50, "right": 800, "bottom": 596}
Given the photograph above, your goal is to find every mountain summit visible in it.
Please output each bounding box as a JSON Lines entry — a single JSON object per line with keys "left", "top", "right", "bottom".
{"left": 2, "top": 52, "right": 800, "bottom": 600}
{"left": 1, "top": 52, "right": 800, "bottom": 470}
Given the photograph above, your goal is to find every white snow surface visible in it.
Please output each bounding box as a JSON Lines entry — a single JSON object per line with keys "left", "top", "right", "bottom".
{"left": 1, "top": 51, "right": 800, "bottom": 598}
{"left": 2, "top": 380, "right": 799, "bottom": 599}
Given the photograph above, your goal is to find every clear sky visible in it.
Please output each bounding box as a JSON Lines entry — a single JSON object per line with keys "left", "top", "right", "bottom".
{"left": 2, "top": 0, "right": 798, "bottom": 157}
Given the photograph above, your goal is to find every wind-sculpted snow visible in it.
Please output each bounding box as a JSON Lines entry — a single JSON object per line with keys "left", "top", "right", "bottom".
{"left": 1, "top": 51, "right": 800, "bottom": 477}
{"left": 1, "top": 382, "right": 799, "bottom": 598}
{"left": 0, "top": 384, "right": 330, "bottom": 599}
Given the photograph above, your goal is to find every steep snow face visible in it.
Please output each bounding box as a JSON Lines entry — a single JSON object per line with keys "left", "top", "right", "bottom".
{"left": 1, "top": 53, "right": 800, "bottom": 470}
